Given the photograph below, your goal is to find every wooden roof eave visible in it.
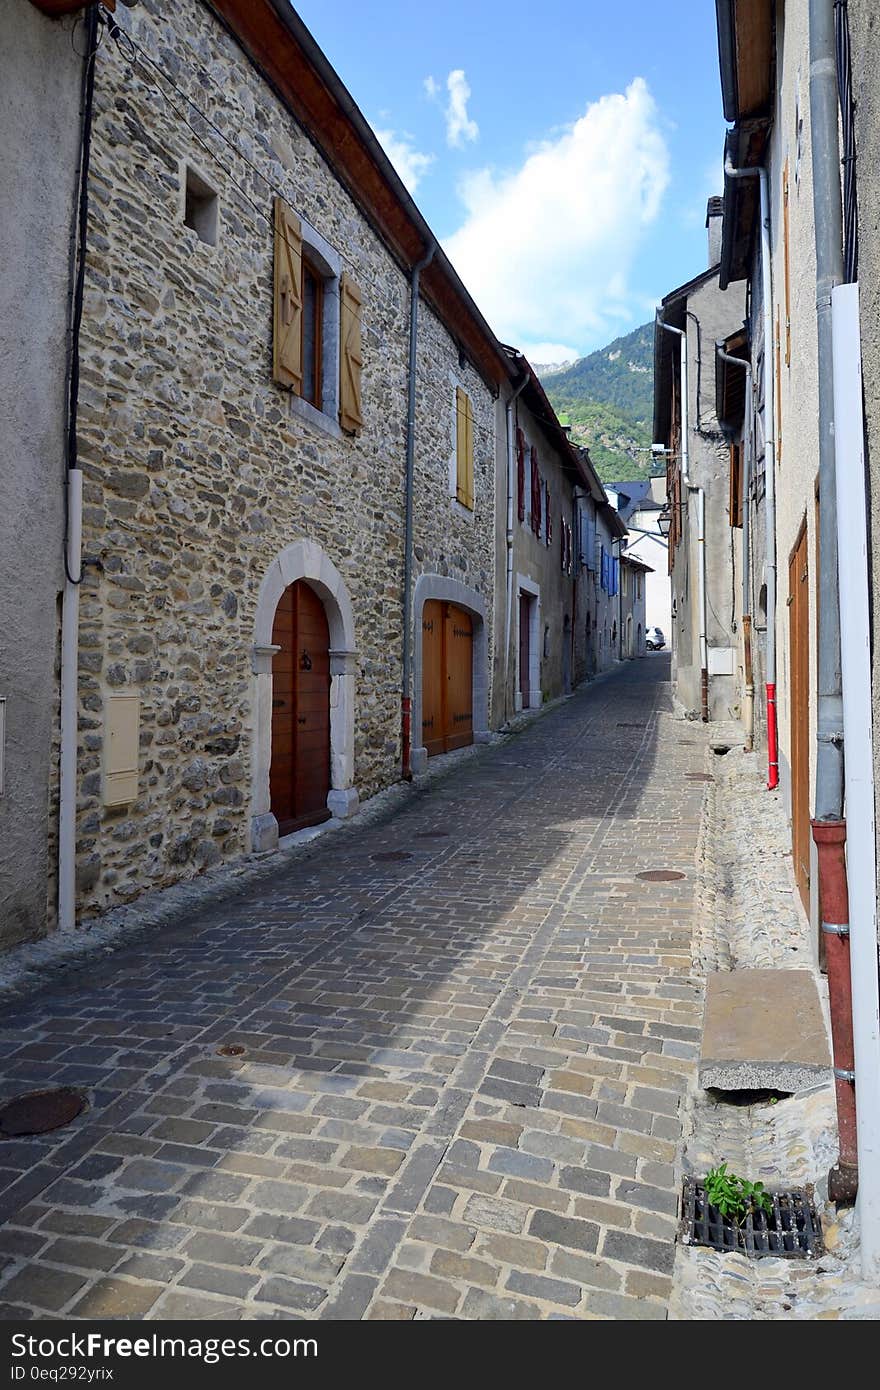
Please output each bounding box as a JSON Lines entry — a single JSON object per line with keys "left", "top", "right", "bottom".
{"left": 206, "top": 0, "right": 513, "bottom": 395}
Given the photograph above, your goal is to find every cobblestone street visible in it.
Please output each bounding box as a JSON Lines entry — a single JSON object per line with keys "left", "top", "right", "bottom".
{"left": 0, "top": 656, "right": 708, "bottom": 1321}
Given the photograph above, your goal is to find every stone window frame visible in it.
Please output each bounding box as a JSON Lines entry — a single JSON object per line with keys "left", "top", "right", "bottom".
{"left": 290, "top": 219, "right": 343, "bottom": 442}
{"left": 446, "top": 369, "right": 477, "bottom": 525}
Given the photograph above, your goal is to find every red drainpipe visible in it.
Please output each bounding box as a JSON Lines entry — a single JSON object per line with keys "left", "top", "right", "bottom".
{"left": 811, "top": 818, "right": 858, "bottom": 1203}
{"left": 766, "top": 683, "right": 779, "bottom": 789}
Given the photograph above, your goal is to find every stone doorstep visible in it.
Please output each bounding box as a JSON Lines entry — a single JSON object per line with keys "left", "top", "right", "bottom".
{"left": 698, "top": 969, "right": 832, "bottom": 1093}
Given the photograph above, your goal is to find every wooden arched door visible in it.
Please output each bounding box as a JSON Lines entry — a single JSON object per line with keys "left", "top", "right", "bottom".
{"left": 421, "top": 601, "right": 473, "bottom": 757}
{"left": 270, "top": 580, "right": 331, "bottom": 834}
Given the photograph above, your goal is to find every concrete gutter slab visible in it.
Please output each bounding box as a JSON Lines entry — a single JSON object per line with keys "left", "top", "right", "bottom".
{"left": 699, "top": 969, "right": 832, "bottom": 1092}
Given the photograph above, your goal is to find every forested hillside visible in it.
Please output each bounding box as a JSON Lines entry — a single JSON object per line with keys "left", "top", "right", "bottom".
{"left": 540, "top": 322, "right": 657, "bottom": 482}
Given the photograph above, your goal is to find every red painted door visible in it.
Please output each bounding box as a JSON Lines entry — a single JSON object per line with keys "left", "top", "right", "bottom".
{"left": 271, "top": 581, "right": 331, "bottom": 834}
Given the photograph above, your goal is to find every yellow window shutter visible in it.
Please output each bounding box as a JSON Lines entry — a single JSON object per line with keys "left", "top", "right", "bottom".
{"left": 456, "top": 387, "right": 474, "bottom": 508}
{"left": 339, "top": 272, "right": 364, "bottom": 432}
{"left": 273, "top": 196, "right": 303, "bottom": 392}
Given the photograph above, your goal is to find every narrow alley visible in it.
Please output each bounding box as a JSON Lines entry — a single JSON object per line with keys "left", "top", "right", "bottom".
{"left": 0, "top": 657, "right": 706, "bottom": 1321}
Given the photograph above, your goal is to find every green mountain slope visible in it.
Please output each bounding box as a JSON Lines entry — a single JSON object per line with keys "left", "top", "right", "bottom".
{"left": 541, "top": 322, "right": 658, "bottom": 483}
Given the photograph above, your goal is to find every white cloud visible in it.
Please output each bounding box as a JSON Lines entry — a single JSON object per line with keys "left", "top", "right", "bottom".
{"left": 445, "top": 69, "right": 479, "bottom": 148}
{"left": 423, "top": 75, "right": 440, "bottom": 100}
{"left": 521, "top": 342, "right": 580, "bottom": 366}
{"left": 443, "top": 78, "right": 669, "bottom": 355}
{"left": 374, "top": 129, "right": 435, "bottom": 195}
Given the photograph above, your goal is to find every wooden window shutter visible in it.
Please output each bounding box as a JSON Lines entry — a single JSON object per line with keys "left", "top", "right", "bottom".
{"left": 273, "top": 197, "right": 304, "bottom": 392}
{"left": 530, "top": 447, "right": 541, "bottom": 533}
{"left": 339, "top": 272, "right": 364, "bottom": 432}
{"left": 516, "top": 428, "right": 526, "bottom": 522}
{"left": 455, "top": 387, "right": 474, "bottom": 507}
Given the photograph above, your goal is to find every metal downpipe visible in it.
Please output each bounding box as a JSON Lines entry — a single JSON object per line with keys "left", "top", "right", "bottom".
{"left": 401, "top": 240, "right": 436, "bottom": 781}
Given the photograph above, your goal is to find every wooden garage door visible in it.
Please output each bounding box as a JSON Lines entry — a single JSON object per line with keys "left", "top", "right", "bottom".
{"left": 789, "top": 525, "right": 810, "bottom": 914}
{"left": 421, "top": 600, "right": 473, "bottom": 757}
{"left": 270, "top": 580, "right": 331, "bottom": 834}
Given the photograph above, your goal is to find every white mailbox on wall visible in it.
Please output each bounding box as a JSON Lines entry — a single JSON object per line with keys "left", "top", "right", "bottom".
{"left": 104, "top": 695, "right": 140, "bottom": 807}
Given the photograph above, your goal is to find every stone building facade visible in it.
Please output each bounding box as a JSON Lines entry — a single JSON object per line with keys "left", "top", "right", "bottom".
{"left": 0, "top": 3, "right": 84, "bottom": 947}
{"left": 67, "top": 0, "right": 508, "bottom": 919}
{"left": 492, "top": 369, "right": 603, "bottom": 724}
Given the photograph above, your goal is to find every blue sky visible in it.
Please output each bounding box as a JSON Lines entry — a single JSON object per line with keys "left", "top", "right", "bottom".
{"left": 295, "top": 0, "right": 726, "bottom": 364}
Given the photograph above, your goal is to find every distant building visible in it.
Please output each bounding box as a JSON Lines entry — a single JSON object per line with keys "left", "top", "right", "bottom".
{"left": 605, "top": 478, "right": 670, "bottom": 639}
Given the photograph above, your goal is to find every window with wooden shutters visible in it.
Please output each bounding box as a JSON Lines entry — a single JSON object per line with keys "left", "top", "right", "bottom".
{"left": 455, "top": 387, "right": 474, "bottom": 508}
{"left": 516, "top": 428, "right": 526, "bottom": 522}
{"left": 339, "top": 272, "right": 364, "bottom": 432}
{"left": 273, "top": 196, "right": 303, "bottom": 392}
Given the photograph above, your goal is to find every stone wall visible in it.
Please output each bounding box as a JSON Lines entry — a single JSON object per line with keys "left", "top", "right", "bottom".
{"left": 0, "top": 6, "right": 83, "bottom": 946}
{"left": 71, "top": 0, "right": 497, "bottom": 918}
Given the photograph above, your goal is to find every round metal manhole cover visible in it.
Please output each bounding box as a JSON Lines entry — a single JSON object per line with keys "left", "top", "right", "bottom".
{"left": 216, "top": 1044, "right": 246, "bottom": 1058}
{"left": 637, "top": 869, "right": 686, "bottom": 882}
{"left": 0, "top": 1087, "right": 87, "bottom": 1137}
{"left": 372, "top": 851, "right": 412, "bottom": 862}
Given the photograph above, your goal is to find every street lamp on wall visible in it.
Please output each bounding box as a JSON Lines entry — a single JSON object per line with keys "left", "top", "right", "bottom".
{"left": 657, "top": 510, "right": 672, "bottom": 539}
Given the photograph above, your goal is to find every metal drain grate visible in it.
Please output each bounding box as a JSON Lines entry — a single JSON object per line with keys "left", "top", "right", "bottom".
{"left": 685, "top": 773, "right": 713, "bottom": 782}
{"left": 372, "top": 850, "right": 412, "bottom": 862}
{"left": 637, "top": 869, "right": 686, "bottom": 882}
{"left": 0, "top": 1087, "right": 87, "bottom": 1137}
{"left": 680, "top": 1178, "right": 823, "bottom": 1258}
{"left": 414, "top": 831, "right": 450, "bottom": 839}
{"left": 617, "top": 721, "right": 647, "bottom": 728}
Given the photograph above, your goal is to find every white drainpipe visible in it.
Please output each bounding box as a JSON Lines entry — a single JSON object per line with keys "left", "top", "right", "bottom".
{"left": 831, "top": 281, "right": 880, "bottom": 1279}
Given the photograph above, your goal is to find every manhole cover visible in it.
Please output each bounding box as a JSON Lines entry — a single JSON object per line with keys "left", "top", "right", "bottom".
{"left": 372, "top": 851, "right": 412, "bottom": 862}
{"left": 0, "top": 1087, "right": 87, "bottom": 1137}
{"left": 680, "top": 1178, "right": 823, "bottom": 1258}
{"left": 637, "top": 869, "right": 686, "bottom": 882}
{"left": 685, "top": 773, "right": 713, "bottom": 782}
{"left": 217, "top": 1044, "right": 246, "bottom": 1058}
{"left": 414, "top": 831, "right": 450, "bottom": 839}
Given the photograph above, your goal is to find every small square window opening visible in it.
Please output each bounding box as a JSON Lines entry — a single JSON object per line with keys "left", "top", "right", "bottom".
{"left": 184, "top": 167, "right": 218, "bottom": 246}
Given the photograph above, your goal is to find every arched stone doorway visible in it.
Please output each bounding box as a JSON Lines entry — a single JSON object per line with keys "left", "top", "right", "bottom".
{"left": 252, "top": 540, "right": 358, "bottom": 852}
{"left": 411, "top": 575, "right": 489, "bottom": 774}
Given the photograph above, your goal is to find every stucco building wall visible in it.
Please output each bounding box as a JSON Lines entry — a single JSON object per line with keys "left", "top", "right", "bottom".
{"left": 0, "top": 4, "right": 83, "bottom": 946}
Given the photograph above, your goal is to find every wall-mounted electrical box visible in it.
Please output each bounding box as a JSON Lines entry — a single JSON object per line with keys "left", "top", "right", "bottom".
{"left": 104, "top": 695, "right": 140, "bottom": 807}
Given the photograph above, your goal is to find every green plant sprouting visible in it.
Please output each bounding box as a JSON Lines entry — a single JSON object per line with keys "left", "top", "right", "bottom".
{"left": 704, "top": 1162, "right": 773, "bottom": 1224}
